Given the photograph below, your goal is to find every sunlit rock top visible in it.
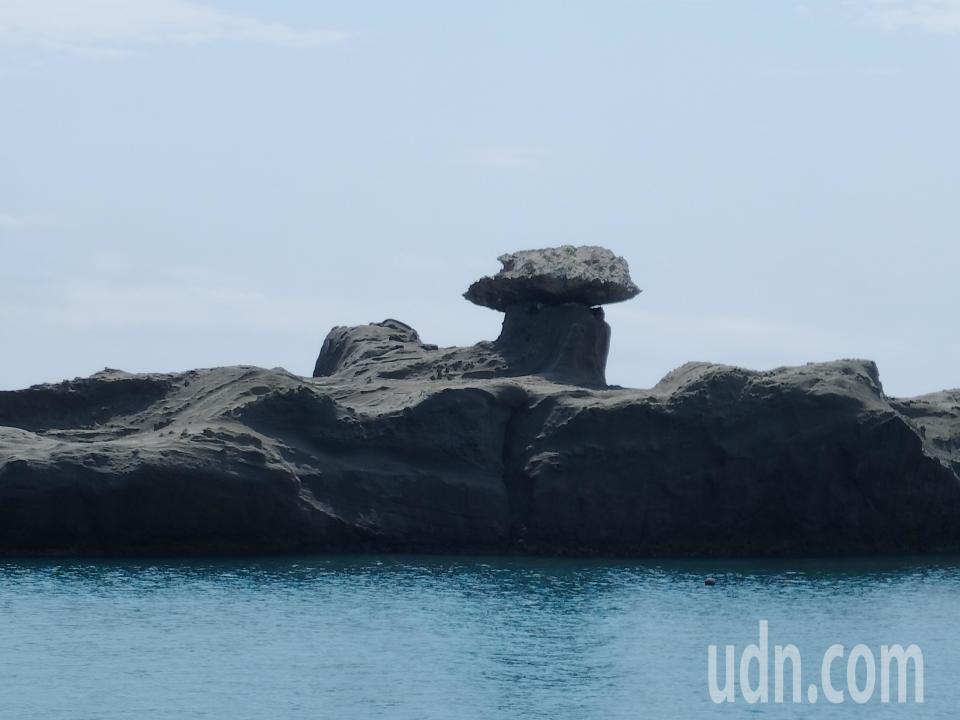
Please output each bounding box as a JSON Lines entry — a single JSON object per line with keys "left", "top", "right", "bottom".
{"left": 463, "top": 245, "right": 640, "bottom": 311}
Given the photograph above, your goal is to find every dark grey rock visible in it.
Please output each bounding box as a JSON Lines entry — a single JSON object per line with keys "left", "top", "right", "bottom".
{"left": 314, "top": 303, "right": 611, "bottom": 387}
{"left": 464, "top": 245, "right": 640, "bottom": 310}
{"left": 0, "top": 246, "right": 958, "bottom": 557}
{"left": 1, "top": 351, "right": 958, "bottom": 556}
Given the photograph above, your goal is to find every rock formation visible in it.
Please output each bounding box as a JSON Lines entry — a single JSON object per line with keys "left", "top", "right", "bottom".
{"left": 463, "top": 245, "right": 640, "bottom": 310}
{"left": 0, "top": 246, "right": 958, "bottom": 557}
{"left": 314, "top": 303, "right": 611, "bottom": 387}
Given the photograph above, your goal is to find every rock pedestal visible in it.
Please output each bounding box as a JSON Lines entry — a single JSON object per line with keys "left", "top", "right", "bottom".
{"left": 494, "top": 302, "right": 610, "bottom": 386}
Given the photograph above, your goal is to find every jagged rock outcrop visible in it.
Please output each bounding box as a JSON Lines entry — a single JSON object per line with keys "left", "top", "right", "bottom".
{"left": 314, "top": 303, "right": 611, "bottom": 387}
{"left": 314, "top": 245, "right": 628, "bottom": 388}
{"left": 0, "top": 246, "right": 958, "bottom": 557}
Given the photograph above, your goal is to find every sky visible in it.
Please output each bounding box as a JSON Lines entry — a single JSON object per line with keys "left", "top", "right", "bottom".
{"left": 1, "top": 0, "right": 958, "bottom": 396}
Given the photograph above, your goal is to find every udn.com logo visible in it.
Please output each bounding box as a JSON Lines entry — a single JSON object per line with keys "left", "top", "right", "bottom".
{"left": 707, "top": 621, "right": 923, "bottom": 704}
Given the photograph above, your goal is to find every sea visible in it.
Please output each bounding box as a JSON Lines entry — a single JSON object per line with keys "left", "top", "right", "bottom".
{"left": 0, "top": 554, "right": 956, "bottom": 719}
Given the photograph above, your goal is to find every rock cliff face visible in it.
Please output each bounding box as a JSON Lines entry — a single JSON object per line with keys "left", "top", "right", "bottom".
{"left": 1, "top": 246, "right": 958, "bottom": 556}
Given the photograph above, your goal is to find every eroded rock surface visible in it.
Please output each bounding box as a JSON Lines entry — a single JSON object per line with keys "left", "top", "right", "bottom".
{"left": 1, "top": 353, "right": 958, "bottom": 556}
{"left": 314, "top": 303, "right": 611, "bottom": 387}
{"left": 464, "top": 245, "right": 640, "bottom": 310}
{"left": 1, "top": 245, "right": 958, "bottom": 557}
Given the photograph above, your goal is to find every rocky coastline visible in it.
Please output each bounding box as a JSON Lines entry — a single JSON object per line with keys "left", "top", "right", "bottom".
{"left": 1, "top": 246, "right": 958, "bottom": 557}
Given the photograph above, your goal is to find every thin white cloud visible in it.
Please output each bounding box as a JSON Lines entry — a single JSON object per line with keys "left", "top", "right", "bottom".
{"left": 0, "top": 281, "right": 344, "bottom": 332}
{"left": 851, "top": 0, "right": 960, "bottom": 35}
{"left": 611, "top": 307, "right": 856, "bottom": 359}
{"left": 0, "top": 212, "right": 22, "bottom": 230}
{"left": 463, "top": 147, "right": 547, "bottom": 170}
{"left": 0, "top": 0, "right": 349, "bottom": 58}
{"left": 758, "top": 64, "right": 901, "bottom": 78}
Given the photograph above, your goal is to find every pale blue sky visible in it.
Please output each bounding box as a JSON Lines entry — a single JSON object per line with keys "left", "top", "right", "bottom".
{"left": 1, "top": 1, "right": 958, "bottom": 396}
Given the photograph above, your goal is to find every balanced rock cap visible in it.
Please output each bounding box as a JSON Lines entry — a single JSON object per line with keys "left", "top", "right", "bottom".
{"left": 464, "top": 245, "right": 641, "bottom": 311}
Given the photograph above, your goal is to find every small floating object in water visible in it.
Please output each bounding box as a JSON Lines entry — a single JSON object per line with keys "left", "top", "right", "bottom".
{"left": 704, "top": 577, "right": 717, "bottom": 586}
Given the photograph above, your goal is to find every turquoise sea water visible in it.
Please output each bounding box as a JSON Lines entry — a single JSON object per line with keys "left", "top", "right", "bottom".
{"left": 0, "top": 555, "right": 957, "bottom": 719}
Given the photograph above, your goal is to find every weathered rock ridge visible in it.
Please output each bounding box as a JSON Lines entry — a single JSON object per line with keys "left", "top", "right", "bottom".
{"left": 314, "top": 303, "right": 611, "bottom": 387}
{"left": 0, "top": 247, "right": 958, "bottom": 557}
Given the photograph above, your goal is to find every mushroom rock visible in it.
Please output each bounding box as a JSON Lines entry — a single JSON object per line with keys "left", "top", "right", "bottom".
{"left": 3, "top": 245, "right": 960, "bottom": 558}
{"left": 463, "top": 245, "right": 640, "bottom": 387}
{"left": 313, "top": 246, "right": 637, "bottom": 388}
{"left": 468, "top": 245, "right": 639, "bottom": 386}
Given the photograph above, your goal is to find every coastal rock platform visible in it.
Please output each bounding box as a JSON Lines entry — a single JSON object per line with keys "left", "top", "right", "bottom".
{"left": 1, "top": 247, "right": 958, "bottom": 557}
